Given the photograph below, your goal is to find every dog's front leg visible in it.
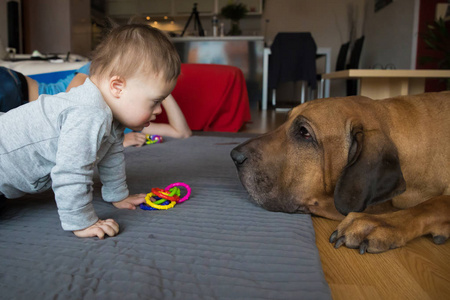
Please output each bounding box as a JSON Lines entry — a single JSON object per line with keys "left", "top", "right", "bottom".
{"left": 329, "top": 195, "right": 450, "bottom": 254}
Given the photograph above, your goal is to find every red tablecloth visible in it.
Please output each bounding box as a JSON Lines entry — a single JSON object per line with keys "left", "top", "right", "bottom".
{"left": 154, "top": 63, "right": 251, "bottom": 132}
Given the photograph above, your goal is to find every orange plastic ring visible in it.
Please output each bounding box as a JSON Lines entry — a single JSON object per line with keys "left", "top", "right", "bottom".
{"left": 152, "top": 188, "right": 180, "bottom": 202}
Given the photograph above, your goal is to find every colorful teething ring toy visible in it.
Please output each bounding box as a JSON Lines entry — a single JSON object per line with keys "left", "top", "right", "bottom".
{"left": 144, "top": 193, "right": 176, "bottom": 210}
{"left": 165, "top": 182, "right": 191, "bottom": 203}
{"left": 152, "top": 188, "right": 180, "bottom": 202}
{"left": 139, "top": 182, "right": 191, "bottom": 210}
{"left": 146, "top": 135, "right": 163, "bottom": 145}
{"left": 145, "top": 194, "right": 168, "bottom": 206}
{"left": 139, "top": 194, "right": 170, "bottom": 210}
{"left": 139, "top": 201, "right": 170, "bottom": 210}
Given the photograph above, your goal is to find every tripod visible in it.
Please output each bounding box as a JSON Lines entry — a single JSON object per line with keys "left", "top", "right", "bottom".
{"left": 181, "top": 3, "right": 205, "bottom": 37}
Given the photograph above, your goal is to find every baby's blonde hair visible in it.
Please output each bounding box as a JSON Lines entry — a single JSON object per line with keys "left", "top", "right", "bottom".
{"left": 90, "top": 24, "right": 180, "bottom": 82}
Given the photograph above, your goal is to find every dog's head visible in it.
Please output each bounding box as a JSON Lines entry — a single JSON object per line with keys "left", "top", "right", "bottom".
{"left": 231, "top": 96, "right": 406, "bottom": 219}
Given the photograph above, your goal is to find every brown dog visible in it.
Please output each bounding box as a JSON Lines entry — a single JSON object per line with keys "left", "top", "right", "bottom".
{"left": 231, "top": 92, "right": 450, "bottom": 254}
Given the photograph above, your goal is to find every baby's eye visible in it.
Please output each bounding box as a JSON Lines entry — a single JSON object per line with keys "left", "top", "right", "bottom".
{"left": 151, "top": 99, "right": 163, "bottom": 107}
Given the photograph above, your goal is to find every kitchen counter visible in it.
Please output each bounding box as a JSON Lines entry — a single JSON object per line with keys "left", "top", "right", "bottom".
{"left": 172, "top": 36, "right": 264, "bottom": 42}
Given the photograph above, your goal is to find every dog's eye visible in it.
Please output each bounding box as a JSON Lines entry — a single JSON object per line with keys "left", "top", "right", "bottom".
{"left": 299, "top": 126, "right": 312, "bottom": 139}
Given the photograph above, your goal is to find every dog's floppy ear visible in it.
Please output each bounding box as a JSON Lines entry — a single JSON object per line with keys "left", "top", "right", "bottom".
{"left": 334, "top": 126, "right": 406, "bottom": 215}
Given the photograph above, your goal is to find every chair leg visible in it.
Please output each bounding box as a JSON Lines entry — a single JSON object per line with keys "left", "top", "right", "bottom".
{"left": 300, "top": 81, "right": 306, "bottom": 104}
{"left": 319, "top": 78, "right": 325, "bottom": 98}
{"left": 309, "top": 86, "right": 314, "bottom": 101}
{"left": 272, "top": 89, "right": 276, "bottom": 106}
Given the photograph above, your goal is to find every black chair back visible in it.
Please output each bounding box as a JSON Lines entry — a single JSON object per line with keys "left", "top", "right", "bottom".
{"left": 346, "top": 36, "right": 365, "bottom": 95}
{"left": 348, "top": 36, "right": 365, "bottom": 69}
{"left": 336, "top": 42, "right": 350, "bottom": 71}
{"left": 269, "top": 32, "right": 318, "bottom": 90}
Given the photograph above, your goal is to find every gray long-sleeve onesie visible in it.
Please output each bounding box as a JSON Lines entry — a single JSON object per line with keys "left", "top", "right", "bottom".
{"left": 0, "top": 78, "right": 129, "bottom": 230}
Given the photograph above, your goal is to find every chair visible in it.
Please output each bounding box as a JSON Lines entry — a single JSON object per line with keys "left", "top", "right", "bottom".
{"left": 317, "top": 41, "right": 350, "bottom": 98}
{"left": 336, "top": 42, "right": 351, "bottom": 71}
{"left": 268, "top": 32, "right": 317, "bottom": 106}
{"left": 346, "top": 36, "right": 365, "bottom": 95}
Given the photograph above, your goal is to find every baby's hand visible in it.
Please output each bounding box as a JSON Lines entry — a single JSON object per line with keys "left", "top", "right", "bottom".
{"left": 123, "top": 132, "right": 147, "bottom": 147}
{"left": 73, "top": 219, "right": 119, "bottom": 239}
{"left": 112, "top": 193, "right": 146, "bottom": 210}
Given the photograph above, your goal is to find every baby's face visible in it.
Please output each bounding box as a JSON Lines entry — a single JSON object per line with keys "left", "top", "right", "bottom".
{"left": 112, "top": 73, "right": 176, "bottom": 131}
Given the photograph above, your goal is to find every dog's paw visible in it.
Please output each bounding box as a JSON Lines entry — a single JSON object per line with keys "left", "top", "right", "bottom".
{"left": 329, "top": 212, "right": 405, "bottom": 254}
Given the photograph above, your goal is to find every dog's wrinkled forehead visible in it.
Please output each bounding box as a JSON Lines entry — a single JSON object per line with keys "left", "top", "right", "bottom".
{"left": 285, "top": 101, "right": 349, "bottom": 140}
{"left": 289, "top": 96, "right": 378, "bottom": 130}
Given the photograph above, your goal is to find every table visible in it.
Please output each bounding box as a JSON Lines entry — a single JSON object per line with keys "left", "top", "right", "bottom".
{"left": 0, "top": 54, "right": 88, "bottom": 75}
{"left": 262, "top": 47, "right": 331, "bottom": 110}
{"left": 0, "top": 60, "right": 87, "bottom": 76}
{"left": 322, "top": 69, "right": 450, "bottom": 99}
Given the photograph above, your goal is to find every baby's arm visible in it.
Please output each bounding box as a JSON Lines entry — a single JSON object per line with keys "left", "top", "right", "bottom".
{"left": 112, "top": 193, "right": 146, "bottom": 209}
{"left": 142, "top": 94, "right": 192, "bottom": 138}
{"left": 122, "top": 95, "right": 191, "bottom": 147}
{"left": 51, "top": 108, "right": 112, "bottom": 233}
{"left": 74, "top": 193, "right": 146, "bottom": 238}
{"left": 73, "top": 219, "right": 119, "bottom": 239}
{"left": 123, "top": 131, "right": 147, "bottom": 147}
{"left": 97, "top": 126, "right": 145, "bottom": 210}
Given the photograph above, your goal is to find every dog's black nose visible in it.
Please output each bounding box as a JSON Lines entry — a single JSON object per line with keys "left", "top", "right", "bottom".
{"left": 230, "top": 149, "right": 247, "bottom": 165}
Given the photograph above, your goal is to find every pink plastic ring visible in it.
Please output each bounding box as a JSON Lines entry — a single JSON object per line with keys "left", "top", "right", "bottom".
{"left": 165, "top": 182, "right": 191, "bottom": 203}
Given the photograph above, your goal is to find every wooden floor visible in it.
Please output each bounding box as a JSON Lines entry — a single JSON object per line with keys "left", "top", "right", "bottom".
{"left": 240, "top": 108, "right": 450, "bottom": 300}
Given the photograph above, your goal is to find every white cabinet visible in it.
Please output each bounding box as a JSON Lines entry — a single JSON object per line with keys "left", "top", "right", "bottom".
{"left": 24, "top": 0, "right": 91, "bottom": 56}
{"left": 174, "top": 0, "right": 215, "bottom": 15}
{"left": 108, "top": 0, "right": 171, "bottom": 16}
{"left": 107, "top": 0, "right": 138, "bottom": 16}
{"left": 106, "top": 0, "right": 262, "bottom": 17}
{"left": 218, "top": 0, "right": 262, "bottom": 15}
{"left": 139, "top": 0, "right": 172, "bottom": 15}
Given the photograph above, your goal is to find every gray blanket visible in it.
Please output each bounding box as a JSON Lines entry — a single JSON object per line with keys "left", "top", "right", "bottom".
{"left": 0, "top": 136, "right": 331, "bottom": 299}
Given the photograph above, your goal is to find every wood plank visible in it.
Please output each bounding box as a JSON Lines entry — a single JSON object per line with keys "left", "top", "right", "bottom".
{"left": 322, "top": 69, "right": 450, "bottom": 79}
{"left": 328, "top": 284, "right": 383, "bottom": 300}
{"left": 312, "top": 217, "right": 450, "bottom": 300}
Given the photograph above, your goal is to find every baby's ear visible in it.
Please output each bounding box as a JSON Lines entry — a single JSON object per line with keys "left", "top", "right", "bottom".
{"left": 110, "top": 76, "right": 126, "bottom": 98}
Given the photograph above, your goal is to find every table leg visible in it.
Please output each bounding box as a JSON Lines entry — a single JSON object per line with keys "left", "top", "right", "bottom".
{"left": 360, "top": 78, "right": 392, "bottom": 99}
{"left": 360, "top": 77, "right": 426, "bottom": 100}
{"left": 408, "top": 78, "right": 425, "bottom": 95}
{"left": 262, "top": 48, "right": 270, "bottom": 110}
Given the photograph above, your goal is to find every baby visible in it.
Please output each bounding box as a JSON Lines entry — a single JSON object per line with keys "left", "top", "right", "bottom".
{"left": 0, "top": 24, "right": 180, "bottom": 238}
